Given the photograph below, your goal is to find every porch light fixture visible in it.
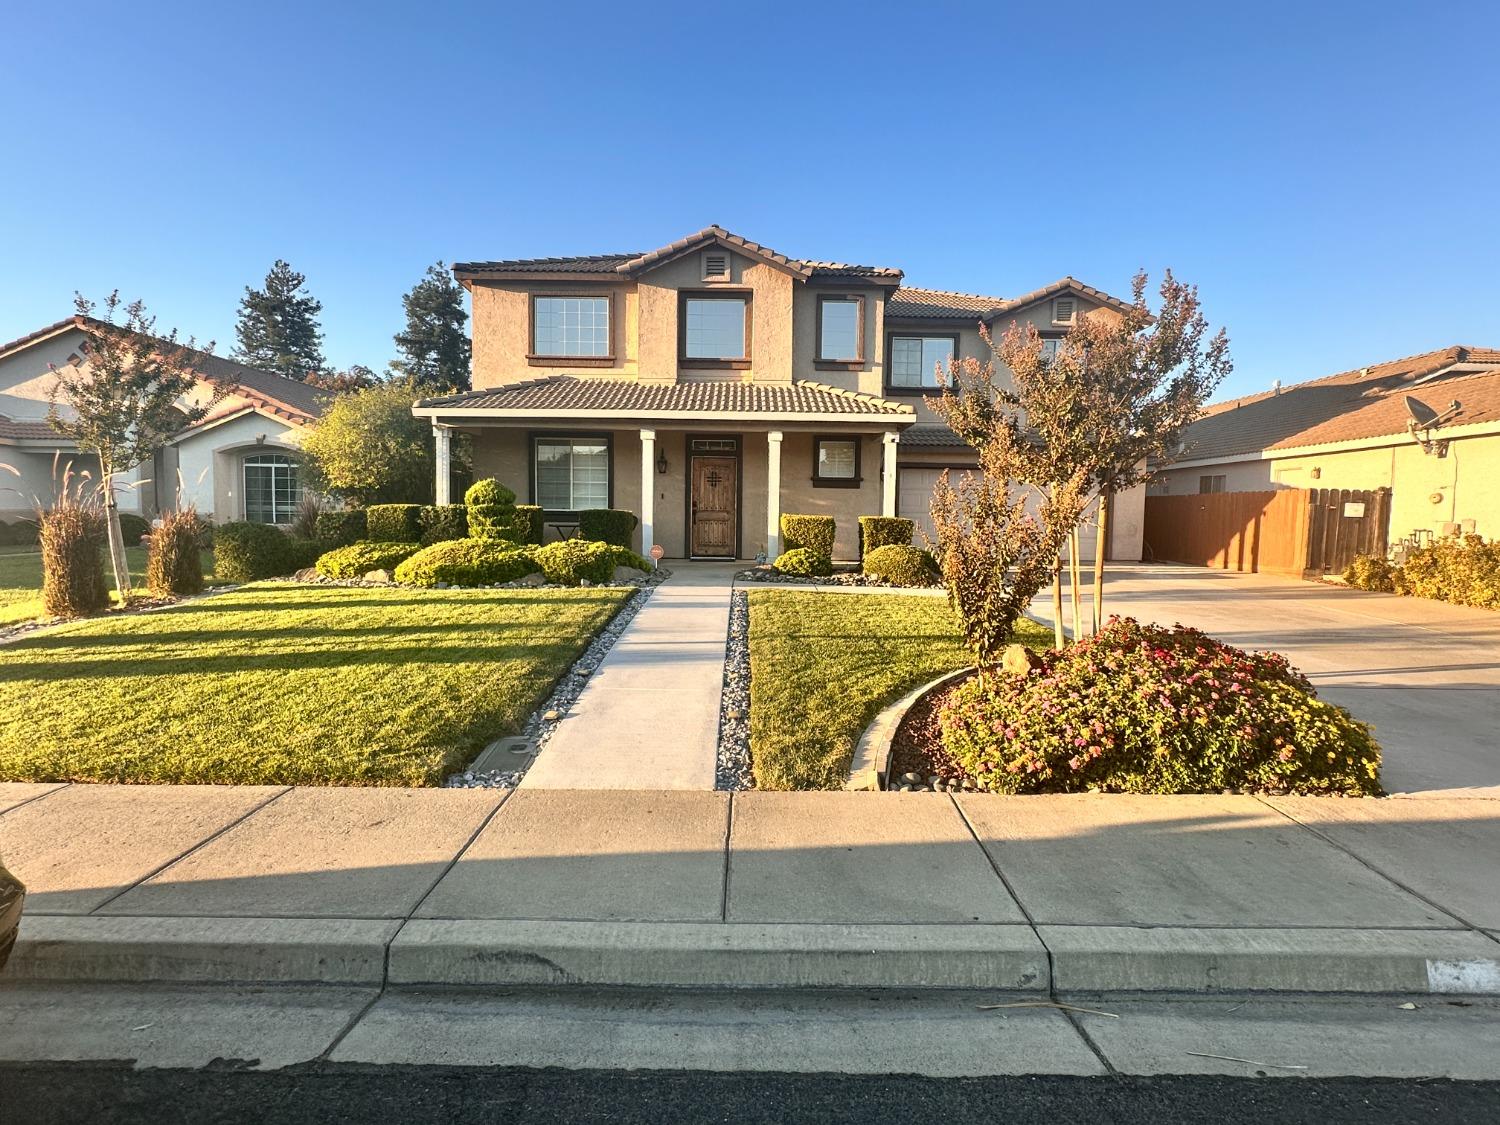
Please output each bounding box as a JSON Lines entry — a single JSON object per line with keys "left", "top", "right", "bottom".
{"left": 657, "top": 449, "right": 669, "bottom": 475}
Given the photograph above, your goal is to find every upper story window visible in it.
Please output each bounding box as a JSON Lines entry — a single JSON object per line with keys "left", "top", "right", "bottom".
{"left": 887, "top": 334, "right": 956, "bottom": 391}
{"left": 532, "top": 296, "right": 611, "bottom": 358}
{"left": 1039, "top": 338, "right": 1062, "bottom": 362}
{"left": 816, "top": 295, "right": 864, "bottom": 365}
{"left": 681, "top": 293, "right": 750, "bottom": 365}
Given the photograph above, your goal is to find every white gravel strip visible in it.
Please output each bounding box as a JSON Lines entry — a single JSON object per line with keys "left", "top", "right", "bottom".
{"left": 715, "top": 589, "right": 753, "bottom": 791}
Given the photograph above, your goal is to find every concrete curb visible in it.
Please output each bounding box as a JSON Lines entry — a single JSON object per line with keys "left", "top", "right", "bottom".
{"left": 845, "top": 668, "right": 973, "bottom": 791}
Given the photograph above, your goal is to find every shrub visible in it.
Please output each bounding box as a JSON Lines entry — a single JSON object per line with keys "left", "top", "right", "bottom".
{"left": 858, "top": 516, "right": 914, "bottom": 557}
{"left": 464, "top": 478, "right": 516, "bottom": 507}
{"left": 394, "top": 537, "right": 540, "bottom": 588}
{"left": 513, "top": 505, "right": 544, "bottom": 545}
{"left": 534, "top": 539, "right": 619, "bottom": 586}
{"left": 315, "top": 508, "right": 367, "bottom": 549}
{"left": 365, "top": 503, "right": 423, "bottom": 542}
{"left": 465, "top": 478, "right": 523, "bottom": 541}
{"left": 1343, "top": 553, "right": 1396, "bottom": 593}
{"left": 579, "top": 508, "right": 638, "bottom": 547}
{"left": 1393, "top": 534, "right": 1500, "bottom": 609}
{"left": 38, "top": 499, "right": 108, "bottom": 617}
{"left": 939, "top": 617, "right": 1382, "bottom": 796}
{"left": 773, "top": 547, "right": 833, "bottom": 578}
{"left": 781, "top": 514, "right": 835, "bottom": 558}
{"left": 289, "top": 492, "right": 327, "bottom": 541}
{"left": 0, "top": 519, "right": 39, "bottom": 546}
{"left": 862, "top": 543, "right": 940, "bottom": 586}
{"left": 607, "top": 545, "right": 654, "bottom": 573}
{"left": 116, "top": 512, "right": 151, "bottom": 546}
{"left": 419, "top": 504, "right": 469, "bottom": 545}
{"left": 215, "top": 522, "right": 316, "bottom": 582}
{"left": 145, "top": 507, "right": 205, "bottom": 596}
{"left": 315, "top": 540, "right": 424, "bottom": 579}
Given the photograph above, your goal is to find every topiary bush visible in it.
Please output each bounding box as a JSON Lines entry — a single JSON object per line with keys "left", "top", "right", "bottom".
{"left": 513, "top": 505, "right": 544, "bottom": 545}
{"left": 1343, "top": 553, "right": 1396, "bottom": 593}
{"left": 419, "top": 504, "right": 469, "bottom": 545}
{"left": 215, "top": 522, "right": 318, "bottom": 582}
{"left": 1393, "top": 534, "right": 1500, "bottom": 609}
{"left": 315, "top": 508, "right": 367, "bottom": 549}
{"left": 859, "top": 516, "right": 914, "bottom": 557}
{"left": 862, "top": 543, "right": 940, "bottom": 586}
{"left": 781, "top": 514, "right": 836, "bottom": 558}
{"left": 145, "top": 507, "right": 205, "bottom": 596}
{"left": 939, "top": 617, "right": 1382, "bottom": 796}
{"left": 38, "top": 499, "right": 109, "bottom": 617}
{"left": 394, "top": 537, "right": 540, "bottom": 588}
{"left": 464, "top": 479, "right": 516, "bottom": 507}
{"left": 315, "top": 540, "right": 424, "bottom": 579}
{"left": 116, "top": 512, "right": 151, "bottom": 545}
{"left": 465, "top": 478, "right": 521, "bottom": 540}
{"left": 773, "top": 547, "right": 833, "bottom": 578}
{"left": 579, "top": 508, "right": 638, "bottom": 547}
{"left": 534, "top": 539, "right": 618, "bottom": 586}
{"left": 365, "top": 503, "right": 423, "bottom": 542}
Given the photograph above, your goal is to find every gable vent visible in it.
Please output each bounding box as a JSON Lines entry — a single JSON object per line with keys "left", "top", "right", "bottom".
{"left": 703, "top": 251, "right": 730, "bottom": 280}
{"left": 1054, "top": 297, "right": 1076, "bottom": 325}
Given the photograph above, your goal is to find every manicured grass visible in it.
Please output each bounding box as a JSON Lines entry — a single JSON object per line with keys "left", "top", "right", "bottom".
{"left": 0, "top": 546, "right": 215, "bottom": 626}
{"left": 747, "top": 591, "right": 1052, "bottom": 790}
{"left": 0, "top": 583, "right": 631, "bottom": 786}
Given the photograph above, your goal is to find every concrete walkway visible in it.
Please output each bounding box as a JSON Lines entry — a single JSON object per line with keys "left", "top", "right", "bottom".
{"left": 520, "top": 563, "right": 738, "bottom": 790}
{"left": 3, "top": 783, "right": 1497, "bottom": 994}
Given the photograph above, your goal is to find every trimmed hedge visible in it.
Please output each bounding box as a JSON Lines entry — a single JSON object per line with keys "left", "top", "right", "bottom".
{"left": 858, "top": 516, "right": 914, "bottom": 557}
{"left": 116, "top": 512, "right": 151, "bottom": 545}
{"left": 862, "top": 544, "right": 940, "bottom": 586}
{"left": 393, "top": 537, "right": 540, "bottom": 588}
{"left": 1343, "top": 554, "right": 1396, "bottom": 593}
{"left": 465, "top": 479, "right": 516, "bottom": 507}
{"left": 315, "top": 540, "right": 424, "bottom": 579}
{"left": 315, "top": 509, "right": 367, "bottom": 549}
{"left": 781, "top": 514, "right": 835, "bottom": 558}
{"left": 145, "top": 508, "right": 205, "bottom": 596}
{"left": 773, "top": 547, "right": 833, "bottom": 578}
{"left": 1343, "top": 536, "right": 1500, "bottom": 608}
{"left": 419, "top": 504, "right": 469, "bottom": 545}
{"left": 579, "top": 508, "right": 638, "bottom": 547}
{"left": 365, "top": 503, "right": 423, "bottom": 542}
{"left": 215, "top": 522, "right": 321, "bottom": 582}
{"left": 0, "top": 519, "right": 39, "bottom": 546}
{"left": 513, "top": 505, "right": 544, "bottom": 545}
{"left": 939, "top": 617, "right": 1382, "bottom": 796}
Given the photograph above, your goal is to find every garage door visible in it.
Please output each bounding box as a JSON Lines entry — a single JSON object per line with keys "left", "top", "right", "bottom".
{"left": 898, "top": 466, "right": 1100, "bottom": 560}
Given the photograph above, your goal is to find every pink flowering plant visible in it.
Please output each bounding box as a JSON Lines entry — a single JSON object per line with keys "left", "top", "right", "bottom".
{"left": 938, "top": 617, "right": 1382, "bottom": 795}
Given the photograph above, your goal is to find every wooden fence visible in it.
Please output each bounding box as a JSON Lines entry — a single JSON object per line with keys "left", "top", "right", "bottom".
{"left": 1144, "top": 488, "right": 1391, "bottom": 577}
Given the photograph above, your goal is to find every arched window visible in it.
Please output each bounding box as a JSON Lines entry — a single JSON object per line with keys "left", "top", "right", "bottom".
{"left": 243, "top": 454, "right": 303, "bottom": 524}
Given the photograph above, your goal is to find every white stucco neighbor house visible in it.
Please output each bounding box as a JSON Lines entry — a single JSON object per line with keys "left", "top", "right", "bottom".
{"left": 0, "top": 316, "right": 328, "bottom": 526}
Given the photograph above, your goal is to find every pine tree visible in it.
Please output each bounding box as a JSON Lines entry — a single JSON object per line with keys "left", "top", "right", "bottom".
{"left": 391, "top": 262, "right": 471, "bottom": 392}
{"left": 232, "top": 259, "right": 326, "bottom": 378}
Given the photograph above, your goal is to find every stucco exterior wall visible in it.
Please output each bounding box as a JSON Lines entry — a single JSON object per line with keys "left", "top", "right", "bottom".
{"left": 790, "top": 284, "right": 887, "bottom": 389}
{"left": 172, "top": 412, "right": 304, "bottom": 522}
{"left": 469, "top": 281, "right": 637, "bottom": 388}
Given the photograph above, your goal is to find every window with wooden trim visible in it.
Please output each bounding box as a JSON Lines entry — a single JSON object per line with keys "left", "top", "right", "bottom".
{"left": 817, "top": 295, "right": 863, "bottom": 362}
{"left": 813, "top": 437, "right": 860, "bottom": 487}
{"left": 682, "top": 294, "right": 749, "bottom": 361}
{"left": 535, "top": 436, "right": 610, "bottom": 510}
{"left": 888, "top": 334, "right": 955, "bottom": 389}
{"left": 532, "top": 296, "right": 610, "bottom": 357}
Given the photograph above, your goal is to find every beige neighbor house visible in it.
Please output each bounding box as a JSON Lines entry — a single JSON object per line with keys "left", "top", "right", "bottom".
{"left": 1153, "top": 345, "right": 1500, "bottom": 546}
{"left": 0, "top": 316, "right": 327, "bottom": 526}
{"left": 413, "top": 225, "right": 1148, "bottom": 562}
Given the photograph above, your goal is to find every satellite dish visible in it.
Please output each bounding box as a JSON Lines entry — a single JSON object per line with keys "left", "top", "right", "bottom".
{"left": 1405, "top": 395, "right": 1440, "bottom": 429}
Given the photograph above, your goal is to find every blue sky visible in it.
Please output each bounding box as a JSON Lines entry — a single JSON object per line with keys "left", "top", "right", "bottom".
{"left": 2, "top": 0, "right": 1495, "bottom": 399}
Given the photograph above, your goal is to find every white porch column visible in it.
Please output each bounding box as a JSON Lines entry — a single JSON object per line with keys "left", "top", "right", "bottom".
{"left": 639, "top": 428, "right": 656, "bottom": 557}
{"left": 433, "top": 424, "right": 452, "bottom": 505}
{"left": 882, "top": 431, "right": 900, "bottom": 517}
{"left": 766, "top": 430, "right": 783, "bottom": 559}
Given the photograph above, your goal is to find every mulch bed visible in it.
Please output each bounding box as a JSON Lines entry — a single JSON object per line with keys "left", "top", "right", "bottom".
{"left": 889, "top": 669, "right": 977, "bottom": 788}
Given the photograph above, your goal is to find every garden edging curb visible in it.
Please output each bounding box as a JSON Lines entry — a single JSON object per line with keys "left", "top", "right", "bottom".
{"left": 845, "top": 667, "right": 974, "bottom": 792}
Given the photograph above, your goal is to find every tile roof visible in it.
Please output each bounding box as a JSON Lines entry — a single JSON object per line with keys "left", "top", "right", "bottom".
{"left": 415, "top": 377, "right": 914, "bottom": 419}
{"left": 898, "top": 422, "right": 969, "bottom": 448}
{"left": 1176, "top": 345, "right": 1500, "bottom": 462}
{"left": 0, "top": 415, "right": 62, "bottom": 442}
{"left": 886, "top": 277, "right": 1134, "bottom": 322}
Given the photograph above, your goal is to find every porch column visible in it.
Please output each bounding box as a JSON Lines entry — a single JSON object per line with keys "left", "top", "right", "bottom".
{"left": 639, "top": 428, "right": 656, "bottom": 558}
{"left": 766, "top": 430, "right": 783, "bottom": 559}
{"left": 433, "top": 424, "right": 452, "bottom": 505}
{"left": 882, "top": 431, "right": 900, "bottom": 517}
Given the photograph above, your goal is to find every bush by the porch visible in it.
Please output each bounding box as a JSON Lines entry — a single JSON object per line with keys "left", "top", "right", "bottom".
{"left": 395, "top": 537, "right": 540, "bottom": 587}
{"left": 579, "top": 508, "right": 638, "bottom": 547}
{"left": 465, "top": 478, "right": 520, "bottom": 540}
{"left": 780, "top": 514, "right": 835, "bottom": 558}
{"left": 365, "top": 503, "right": 424, "bottom": 542}
{"left": 315, "top": 509, "right": 366, "bottom": 548}
{"left": 858, "top": 516, "right": 913, "bottom": 556}
{"left": 513, "top": 505, "right": 544, "bottom": 544}
{"left": 938, "top": 617, "right": 1382, "bottom": 796}
{"left": 315, "top": 540, "right": 424, "bottom": 579}
{"left": 772, "top": 548, "right": 832, "bottom": 578}
{"left": 534, "top": 539, "right": 652, "bottom": 586}
{"left": 862, "top": 544, "right": 940, "bottom": 587}
{"left": 419, "top": 503, "right": 469, "bottom": 545}
{"left": 215, "top": 522, "right": 322, "bottom": 582}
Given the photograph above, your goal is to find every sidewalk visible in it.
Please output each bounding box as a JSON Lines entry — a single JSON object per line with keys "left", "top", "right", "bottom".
{"left": 520, "top": 563, "right": 737, "bottom": 790}
{"left": 3, "top": 783, "right": 1497, "bottom": 994}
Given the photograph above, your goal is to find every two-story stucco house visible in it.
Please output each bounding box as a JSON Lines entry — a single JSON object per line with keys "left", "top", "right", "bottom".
{"left": 413, "top": 225, "right": 1147, "bottom": 561}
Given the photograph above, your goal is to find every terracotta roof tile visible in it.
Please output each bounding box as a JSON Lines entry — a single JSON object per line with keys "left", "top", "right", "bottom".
{"left": 898, "top": 422, "right": 969, "bottom": 447}
{"left": 886, "top": 287, "right": 1006, "bottom": 319}
{"left": 416, "top": 377, "right": 913, "bottom": 418}
{"left": 0, "top": 415, "right": 62, "bottom": 441}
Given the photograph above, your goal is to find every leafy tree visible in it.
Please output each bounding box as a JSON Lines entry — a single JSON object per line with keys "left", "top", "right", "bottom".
{"left": 48, "top": 292, "right": 229, "bottom": 598}
{"left": 300, "top": 382, "right": 439, "bottom": 506}
{"left": 304, "top": 364, "right": 379, "bottom": 394}
{"left": 233, "top": 259, "right": 326, "bottom": 378}
{"left": 391, "top": 262, "right": 471, "bottom": 392}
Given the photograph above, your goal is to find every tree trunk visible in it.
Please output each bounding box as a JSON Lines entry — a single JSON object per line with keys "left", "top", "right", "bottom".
{"left": 1051, "top": 563, "right": 1065, "bottom": 649}
{"left": 1068, "top": 527, "right": 1083, "bottom": 641}
{"left": 102, "top": 474, "right": 132, "bottom": 601}
{"left": 1092, "top": 491, "right": 1110, "bottom": 633}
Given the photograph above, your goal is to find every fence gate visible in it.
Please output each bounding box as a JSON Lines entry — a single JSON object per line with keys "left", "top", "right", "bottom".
{"left": 1305, "top": 487, "right": 1392, "bottom": 575}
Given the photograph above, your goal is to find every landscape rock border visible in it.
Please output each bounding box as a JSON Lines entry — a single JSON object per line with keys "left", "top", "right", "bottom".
{"left": 846, "top": 666, "right": 976, "bottom": 792}
{"left": 715, "top": 590, "right": 752, "bottom": 791}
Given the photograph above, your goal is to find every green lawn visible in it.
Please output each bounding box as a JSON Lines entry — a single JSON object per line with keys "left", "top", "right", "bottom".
{"left": 0, "top": 583, "right": 631, "bottom": 785}
{"left": 0, "top": 546, "right": 215, "bottom": 627}
{"left": 747, "top": 590, "right": 1052, "bottom": 790}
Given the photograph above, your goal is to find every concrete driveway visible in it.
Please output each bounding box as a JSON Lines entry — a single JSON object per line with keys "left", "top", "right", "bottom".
{"left": 1035, "top": 566, "right": 1500, "bottom": 798}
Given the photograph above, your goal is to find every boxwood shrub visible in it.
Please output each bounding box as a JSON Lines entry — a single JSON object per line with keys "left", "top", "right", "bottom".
{"left": 393, "top": 537, "right": 540, "bottom": 588}
{"left": 419, "top": 504, "right": 469, "bottom": 545}
{"left": 1342, "top": 553, "right": 1396, "bottom": 593}
{"left": 862, "top": 544, "right": 940, "bottom": 586}
{"left": 315, "top": 509, "right": 366, "bottom": 549}
{"left": 780, "top": 514, "right": 835, "bottom": 559}
{"left": 513, "top": 504, "right": 544, "bottom": 545}
{"left": 579, "top": 508, "right": 638, "bottom": 547}
{"left": 773, "top": 547, "right": 833, "bottom": 578}
{"left": 315, "top": 540, "right": 424, "bottom": 579}
{"left": 1395, "top": 534, "right": 1500, "bottom": 609}
{"left": 215, "top": 522, "right": 321, "bottom": 582}
{"left": 858, "top": 516, "right": 914, "bottom": 557}
{"left": 116, "top": 512, "right": 151, "bottom": 545}
{"left": 465, "top": 479, "right": 516, "bottom": 507}
{"left": 534, "top": 539, "right": 617, "bottom": 586}
{"left": 939, "top": 617, "right": 1382, "bottom": 796}
{"left": 365, "top": 503, "right": 423, "bottom": 542}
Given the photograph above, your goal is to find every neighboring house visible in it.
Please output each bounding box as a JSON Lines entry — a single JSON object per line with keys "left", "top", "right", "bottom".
{"left": 1154, "top": 345, "right": 1500, "bottom": 545}
{"left": 414, "top": 225, "right": 1146, "bottom": 561}
{"left": 0, "top": 316, "right": 327, "bottom": 525}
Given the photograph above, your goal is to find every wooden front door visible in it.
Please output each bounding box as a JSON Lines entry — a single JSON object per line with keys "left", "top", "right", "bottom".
{"left": 690, "top": 455, "right": 738, "bottom": 558}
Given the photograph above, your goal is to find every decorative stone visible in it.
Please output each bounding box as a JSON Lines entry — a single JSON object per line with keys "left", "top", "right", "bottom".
{"left": 579, "top": 578, "right": 592, "bottom": 588}
{"left": 902, "top": 772, "right": 924, "bottom": 784}
{"left": 613, "top": 565, "right": 649, "bottom": 583}
{"left": 293, "top": 567, "right": 319, "bottom": 582}
{"left": 364, "top": 569, "right": 393, "bottom": 583}
{"left": 727, "top": 708, "right": 744, "bottom": 721}
{"left": 513, "top": 572, "right": 545, "bottom": 587}
{"left": 543, "top": 709, "right": 562, "bottom": 722}
{"left": 435, "top": 581, "right": 450, "bottom": 589}
{"left": 1001, "top": 643, "right": 1044, "bottom": 678}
